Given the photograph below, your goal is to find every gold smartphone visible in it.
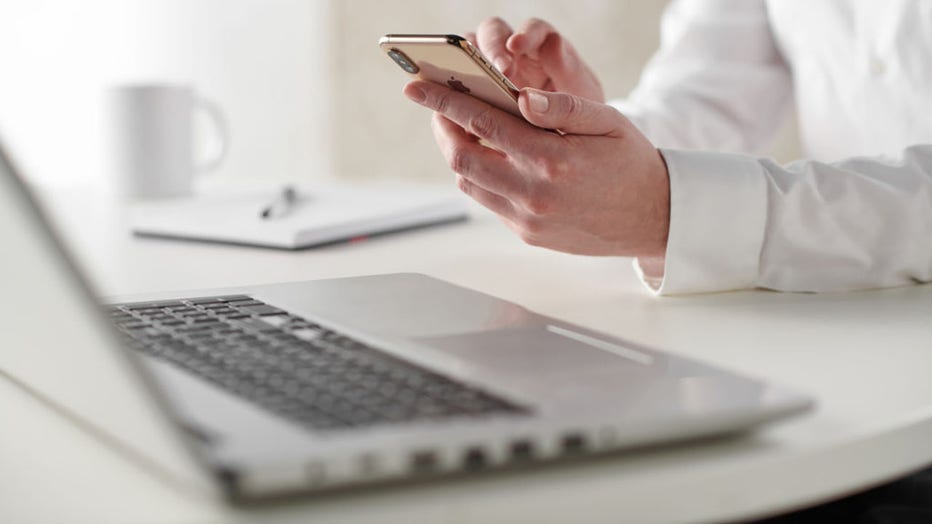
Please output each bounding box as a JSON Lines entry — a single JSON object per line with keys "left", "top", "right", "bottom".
{"left": 380, "top": 34, "right": 522, "bottom": 117}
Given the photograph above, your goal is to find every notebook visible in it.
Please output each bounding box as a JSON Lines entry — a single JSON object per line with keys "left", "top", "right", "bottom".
{"left": 130, "top": 183, "right": 468, "bottom": 249}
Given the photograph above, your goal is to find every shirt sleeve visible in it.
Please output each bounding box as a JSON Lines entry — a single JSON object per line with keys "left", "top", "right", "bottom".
{"left": 609, "top": 0, "right": 792, "bottom": 154}
{"left": 640, "top": 145, "right": 932, "bottom": 295}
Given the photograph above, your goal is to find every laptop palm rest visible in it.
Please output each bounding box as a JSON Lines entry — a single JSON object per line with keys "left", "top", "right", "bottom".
{"left": 417, "top": 324, "right": 766, "bottom": 419}
{"left": 418, "top": 325, "right": 654, "bottom": 378}
{"left": 416, "top": 325, "right": 668, "bottom": 409}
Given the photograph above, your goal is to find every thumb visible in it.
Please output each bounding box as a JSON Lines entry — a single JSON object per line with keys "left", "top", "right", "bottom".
{"left": 518, "top": 88, "right": 626, "bottom": 137}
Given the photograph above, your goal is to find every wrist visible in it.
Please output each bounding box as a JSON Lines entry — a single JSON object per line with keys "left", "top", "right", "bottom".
{"left": 644, "top": 148, "right": 671, "bottom": 258}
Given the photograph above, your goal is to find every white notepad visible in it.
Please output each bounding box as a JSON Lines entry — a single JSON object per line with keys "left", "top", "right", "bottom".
{"left": 130, "top": 183, "right": 469, "bottom": 249}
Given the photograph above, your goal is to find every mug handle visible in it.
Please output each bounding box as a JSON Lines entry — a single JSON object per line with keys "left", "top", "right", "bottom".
{"left": 193, "top": 95, "right": 229, "bottom": 174}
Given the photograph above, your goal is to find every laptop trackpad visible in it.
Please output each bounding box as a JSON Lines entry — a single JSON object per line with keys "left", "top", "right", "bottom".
{"left": 417, "top": 324, "right": 655, "bottom": 382}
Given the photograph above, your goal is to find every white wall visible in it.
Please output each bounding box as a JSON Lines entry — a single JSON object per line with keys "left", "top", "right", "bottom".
{"left": 0, "top": 1, "right": 799, "bottom": 189}
{"left": 0, "top": 0, "right": 332, "bottom": 188}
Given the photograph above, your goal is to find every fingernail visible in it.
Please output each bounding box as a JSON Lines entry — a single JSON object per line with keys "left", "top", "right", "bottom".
{"left": 406, "top": 85, "right": 426, "bottom": 103}
{"left": 527, "top": 90, "right": 549, "bottom": 113}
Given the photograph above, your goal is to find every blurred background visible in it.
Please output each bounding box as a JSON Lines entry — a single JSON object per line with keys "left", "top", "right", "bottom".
{"left": 0, "top": 0, "right": 800, "bottom": 190}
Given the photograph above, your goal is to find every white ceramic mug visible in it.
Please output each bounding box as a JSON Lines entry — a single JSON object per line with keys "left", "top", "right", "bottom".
{"left": 106, "top": 84, "right": 228, "bottom": 199}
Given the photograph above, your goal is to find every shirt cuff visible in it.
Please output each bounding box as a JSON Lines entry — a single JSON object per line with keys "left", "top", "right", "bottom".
{"left": 635, "top": 148, "right": 768, "bottom": 295}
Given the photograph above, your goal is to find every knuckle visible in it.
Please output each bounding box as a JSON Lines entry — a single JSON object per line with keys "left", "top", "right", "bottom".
{"left": 526, "top": 17, "right": 546, "bottom": 29}
{"left": 537, "top": 156, "right": 567, "bottom": 181}
{"left": 517, "top": 226, "right": 544, "bottom": 247}
{"left": 523, "top": 17, "right": 554, "bottom": 37}
{"left": 520, "top": 214, "right": 545, "bottom": 234}
{"left": 523, "top": 194, "right": 552, "bottom": 216}
{"left": 448, "top": 146, "right": 472, "bottom": 175}
{"left": 560, "top": 94, "right": 584, "bottom": 120}
{"left": 467, "top": 108, "right": 498, "bottom": 139}
{"left": 456, "top": 175, "right": 471, "bottom": 194}
{"left": 430, "top": 112, "right": 447, "bottom": 136}
{"left": 433, "top": 91, "right": 453, "bottom": 115}
{"left": 480, "top": 16, "right": 510, "bottom": 40}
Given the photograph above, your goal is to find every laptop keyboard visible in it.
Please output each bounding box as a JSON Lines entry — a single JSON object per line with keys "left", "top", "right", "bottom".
{"left": 109, "top": 295, "right": 526, "bottom": 431}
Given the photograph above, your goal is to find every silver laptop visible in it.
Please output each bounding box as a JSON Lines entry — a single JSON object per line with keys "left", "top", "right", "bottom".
{"left": 0, "top": 141, "right": 812, "bottom": 501}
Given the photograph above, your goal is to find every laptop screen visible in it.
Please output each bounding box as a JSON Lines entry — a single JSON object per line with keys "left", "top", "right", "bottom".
{"left": 0, "top": 138, "right": 218, "bottom": 496}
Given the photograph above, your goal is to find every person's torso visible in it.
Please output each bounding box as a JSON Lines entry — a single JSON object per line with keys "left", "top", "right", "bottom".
{"left": 767, "top": 0, "right": 932, "bottom": 162}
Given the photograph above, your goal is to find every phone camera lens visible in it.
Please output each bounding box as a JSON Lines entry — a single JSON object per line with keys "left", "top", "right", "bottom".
{"left": 388, "top": 48, "right": 419, "bottom": 74}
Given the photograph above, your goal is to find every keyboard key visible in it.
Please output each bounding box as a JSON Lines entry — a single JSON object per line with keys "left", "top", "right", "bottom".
{"left": 201, "top": 303, "right": 231, "bottom": 310}
{"left": 177, "top": 323, "right": 222, "bottom": 332}
{"left": 228, "top": 300, "right": 263, "bottom": 307}
{"left": 219, "top": 295, "right": 253, "bottom": 303}
{"left": 185, "top": 332, "right": 216, "bottom": 340}
{"left": 258, "top": 314, "right": 289, "bottom": 327}
{"left": 188, "top": 297, "right": 225, "bottom": 305}
{"left": 238, "top": 304, "right": 286, "bottom": 316}
{"left": 291, "top": 328, "right": 324, "bottom": 341}
{"left": 231, "top": 317, "right": 281, "bottom": 333}
{"left": 124, "top": 300, "right": 186, "bottom": 310}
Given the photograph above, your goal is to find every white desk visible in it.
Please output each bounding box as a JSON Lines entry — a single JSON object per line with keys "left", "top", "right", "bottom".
{"left": 3, "top": 188, "right": 932, "bottom": 524}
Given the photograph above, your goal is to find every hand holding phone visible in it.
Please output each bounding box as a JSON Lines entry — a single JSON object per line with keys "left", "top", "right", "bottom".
{"left": 468, "top": 18, "right": 606, "bottom": 104}
{"left": 380, "top": 34, "right": 522, "bottom": 118}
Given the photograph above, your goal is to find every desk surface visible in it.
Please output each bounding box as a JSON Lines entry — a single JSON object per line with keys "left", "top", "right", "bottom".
{"left": 4, "top": 188, "right": 932, "bottom": 524}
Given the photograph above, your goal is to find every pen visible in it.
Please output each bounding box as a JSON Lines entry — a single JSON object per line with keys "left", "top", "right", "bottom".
{"left": 260, "top": 186, "right": 298, "bottom": 220}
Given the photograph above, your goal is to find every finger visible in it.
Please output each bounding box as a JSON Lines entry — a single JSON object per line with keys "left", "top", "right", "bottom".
{"left": 535, "top": 32, "right": 603, "bottom": 100}
{"left": 536, "top": 31, "right": 575, "bottom": 82}
{"left": 506, "top": 18, "right": 557, "bottom": 58}
{"left": 506, "top": 19, "right": 604, "bottom": 101}
{"left": 456, "top": 175, "right": 519, "bottom": 220}
{"left": 476, "top": 17, "right": 514, "bottom": 73}
{"left": 518, "top": 88, "right": 627, "bottom": 137}
{"left": 431, "top": 113, "right": 528, "bottom": 197}
{"left": 405, "top": 80, "right": 547, "bottom": 157}
{"left": 464, "top": 31, "right": 477, "bottom": 46}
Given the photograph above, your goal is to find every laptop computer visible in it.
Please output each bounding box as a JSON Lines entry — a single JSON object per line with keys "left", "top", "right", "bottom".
{"left": 0, "top": 140, "right": 812, "bottom": 501}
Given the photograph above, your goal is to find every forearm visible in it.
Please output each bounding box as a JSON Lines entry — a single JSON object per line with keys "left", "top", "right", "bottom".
{"left": 641, "top": 144, "right": 932, "bottom": 294}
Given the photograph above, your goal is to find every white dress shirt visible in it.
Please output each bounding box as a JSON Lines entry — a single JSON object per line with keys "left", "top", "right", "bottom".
{"left": 610, "top": 0, "right": 932, "bottom": 294}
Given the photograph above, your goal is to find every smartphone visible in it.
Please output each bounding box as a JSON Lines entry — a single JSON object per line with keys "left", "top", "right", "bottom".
{"left": 380, "top": 34, "right": 522, "bottom": 117}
